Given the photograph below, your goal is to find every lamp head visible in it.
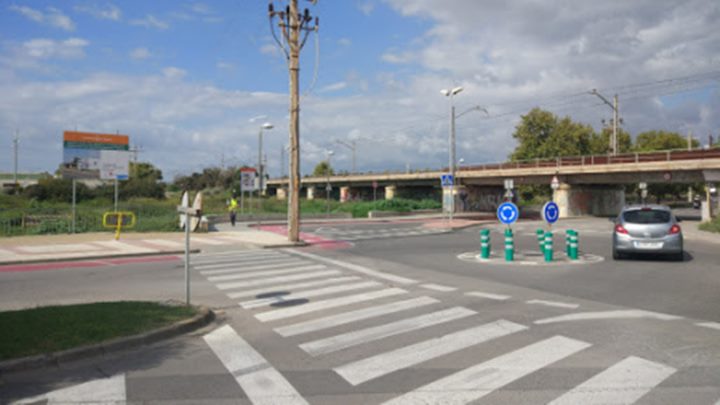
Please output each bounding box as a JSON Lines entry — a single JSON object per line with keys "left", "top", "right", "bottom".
{"left": 440, "top": 89, "right": 450, "bottom": 96}
{"left": 451, "top": 86, "right": 464, "bottom": 95}
{"left": 262, "top": 122, "right": 274, "bottom": 130}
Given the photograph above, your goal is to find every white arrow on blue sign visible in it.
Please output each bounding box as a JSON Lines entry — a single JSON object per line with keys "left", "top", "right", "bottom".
{"left": 497, "top": 202, "right": 519, "bottom": 225}
{"left": 441, "top": 174, "right": 454, "bottom": 187}
{"left": 542, "top": 201, "right": 560, "bottom": 224}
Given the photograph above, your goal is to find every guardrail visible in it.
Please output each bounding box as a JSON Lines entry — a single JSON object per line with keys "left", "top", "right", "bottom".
{"left": 268, "top": 147, "right": 720, "bottom": 183}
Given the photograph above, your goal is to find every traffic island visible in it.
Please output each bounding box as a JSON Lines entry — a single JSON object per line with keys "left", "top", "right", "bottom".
{"left": 0, "top": 301, "right": 214, "bottom": 374}
{"left": 458, "top": 250, "right": 604, "bottom": 266}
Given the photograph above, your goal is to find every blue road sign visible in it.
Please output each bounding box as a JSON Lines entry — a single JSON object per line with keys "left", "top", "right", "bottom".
{"left": 497, "top": 202, "right": 519, "bottom": 225}
{"left": 441, "top": 174, "right": 454, "bottom": 187}
{"left": 542, "top": 201, "right": 560, "bottom": 224}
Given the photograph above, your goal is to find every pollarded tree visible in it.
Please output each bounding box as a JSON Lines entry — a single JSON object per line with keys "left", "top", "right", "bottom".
{"left": 510, "top": 108, "right": 595, "bottom": 161}
{"left": 312, "top": 161, "right": 334, "bottom": 177}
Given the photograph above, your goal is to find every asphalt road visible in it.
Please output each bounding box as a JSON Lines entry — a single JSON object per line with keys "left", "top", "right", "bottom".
{"left": 2, "top": 217, "right": 720, "bottom": 404}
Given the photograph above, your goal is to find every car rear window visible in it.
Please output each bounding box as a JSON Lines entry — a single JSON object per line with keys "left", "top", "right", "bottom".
{"left": 622, "top": 209, "right": 671, "bottom": 224}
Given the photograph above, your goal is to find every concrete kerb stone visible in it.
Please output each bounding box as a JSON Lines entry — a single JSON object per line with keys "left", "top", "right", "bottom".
{"left": 0, "top": 249, "right": 201, "bottom": 267}
{"left": 0, "top": 306, "right": 215, "bottom": 375}
{"left": 458, "top": 250, "right": 604, "bottom": 266}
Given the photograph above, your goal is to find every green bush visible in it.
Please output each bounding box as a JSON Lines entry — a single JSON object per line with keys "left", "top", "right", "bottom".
{"left": 699, "top": 218, "right": 720, "bottom": 233}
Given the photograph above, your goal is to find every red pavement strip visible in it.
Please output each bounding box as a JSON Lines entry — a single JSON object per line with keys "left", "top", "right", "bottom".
{"left": 257, "top": 225, "right": 352, "bottom": 250}
{"left": 0, "top": 255, "right": 180, "bottom": 273}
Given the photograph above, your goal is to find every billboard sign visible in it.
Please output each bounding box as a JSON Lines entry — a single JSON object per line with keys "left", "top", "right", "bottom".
{"left": 62, "top": 131, "right": 130, "bottom": 180}
{"left": 240, "top": 167, "right": 257, "bottom": 192}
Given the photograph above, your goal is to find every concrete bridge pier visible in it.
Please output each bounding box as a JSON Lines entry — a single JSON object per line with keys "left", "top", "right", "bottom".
{"left": 554, "top": 183, "right": 625, "bottom": 218}
{"left": 463, "top": 185, "right": 506, "bottom": 212}
{"left": 385, "top": 185, "right": 396, "bottom": 200}
{"left": 276, "top": 187, "right": 287, "bottom": 200}
{"left": 306, "top": 186, "right": 316, "bottom": 200}
{"left": 340, "top": 186, "right": 351, "bottom": 202}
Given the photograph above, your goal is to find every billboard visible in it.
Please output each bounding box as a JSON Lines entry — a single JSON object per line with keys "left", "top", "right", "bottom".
{"left": 62, "top": 131, "right": 130, "bottom": 180}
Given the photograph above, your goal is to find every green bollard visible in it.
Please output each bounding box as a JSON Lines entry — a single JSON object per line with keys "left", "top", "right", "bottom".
{"left": 544, "top": 231, "right": 553, "bottom": 262}
{"left": 566, "top": 230, "right": 571, "bottom": 256}
{"left": 504, "top": 228, "right": 514, "bottom": 262}
{"left": 569, "top": 230, "right": 579, "bottom": 260}
{"left": 536, "top": 229, "right": 545, "bottom": 254}
{"left": 480, "top": 229, "right": 491, "bottom": 259}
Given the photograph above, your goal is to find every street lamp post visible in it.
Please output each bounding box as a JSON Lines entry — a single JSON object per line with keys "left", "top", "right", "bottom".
{"left": 441, "top": 86, "right": 463, "bottom": 221}
{"left": 335, "top": 139, "right": 356, "bottom": 173}
{"left": 325, "top": 150, "right": 334, "bottom": 217}
{"left": 257, "top": 122, "right": 273, "bottom": 197}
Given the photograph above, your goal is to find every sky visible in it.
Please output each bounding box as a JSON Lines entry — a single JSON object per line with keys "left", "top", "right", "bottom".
{"left": 1, "top": 0, "right": 719, "bottom": 181}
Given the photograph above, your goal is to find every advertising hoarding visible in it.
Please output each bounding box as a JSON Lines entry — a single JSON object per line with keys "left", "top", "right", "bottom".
{"left": 62, "top": 131, "right": 130, "bottom": 180}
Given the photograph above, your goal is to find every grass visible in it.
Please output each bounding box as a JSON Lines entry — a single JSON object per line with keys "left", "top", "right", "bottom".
{"left": 0, "top": 301, "right": 198, "bottom": 361}
{"left": 699, "top": 217, "right": 720, "bottom": 233}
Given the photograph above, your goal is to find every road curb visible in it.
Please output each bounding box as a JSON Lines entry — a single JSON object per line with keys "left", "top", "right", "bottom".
{"left": 0, "top": 305, "right": 215, "bottom": 375}
{"left": 0, "top": 249, "right": 200, "bottom": 267}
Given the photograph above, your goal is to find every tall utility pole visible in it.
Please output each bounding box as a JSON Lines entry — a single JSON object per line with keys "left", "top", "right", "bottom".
{"left": 335, "top": 139, "right": 356, "bottom": 173}
{"left": 269, "top": 0, "right": 319, "bottom": 242}
{"left": 441, "top": 86, "right": 463, "bottom": 221}
{"left": 590, "top": 89, "right": 620, "bottom": 155}
{"left": 13, "top": 130, "right": 19, "bottom": 190}
{"left": 257, "top": 122, "right": 273, "bottom": 196}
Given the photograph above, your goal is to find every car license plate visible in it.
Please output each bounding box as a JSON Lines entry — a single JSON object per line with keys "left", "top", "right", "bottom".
{"left": 634, "top": 241, "right": 663, "bottom": 249}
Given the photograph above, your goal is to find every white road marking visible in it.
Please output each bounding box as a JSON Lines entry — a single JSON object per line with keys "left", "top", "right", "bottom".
{"left": 216, "top": 270, "right": 341, "bottom": 290}
{"left": 535, "top": 309, "right": 683, "bottom": 324}
{"left": 696, "top": 322, "right": 720, "bottom": 331}
{"left": 300, "top": 307, "right": 476, "bottom": 356}
{"left": 240, "top": 281, "right": 382, "bottom": 309}
{"left": 225, "top": 276, "right": 361, "bottom": 299}
{"left": 203, "top": 325, "right": 308, "bottom": 405}
{"left": 287, "top": 250, "right": 418, "bottom": 285}
{"left": 420, "top": 283, "right": 457, "bottom": 292}
{"left": 547, "top": 356, "right": 675, "bottom": 405}
{"left": 196, "top": 258, "right": 303, "bottom": 271}
{"left": 382, "top": 335, "right": 591, "bottom": 404}
{"left": 526, "top": 299, "right": 580, "bottom": 309}
{"left": 11, "top": 374, "right": 126, "bottom": 404}
{"left": 207, "top": 265, "right": 325, "bottom": 282}
{"left": 193, "top": 253, "right": 288, "bottom": 265}
{"left": 197, "top": 249, "right": 285, "bottom": 259}
{"left": 275, "top": 296, "right": 439, "bottom": 337}
{"left": 256, "top": 288, "right": 407, "bottom": 322}
{"left": 465, "top": 291, "right": 511, "bottom": 300}
{"left": 336, "top": 319, "right": 528, "bottom": 386}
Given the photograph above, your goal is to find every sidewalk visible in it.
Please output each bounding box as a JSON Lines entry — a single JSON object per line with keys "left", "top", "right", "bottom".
{"left": 0, "top": 224, "right": 298, "bottom": 266}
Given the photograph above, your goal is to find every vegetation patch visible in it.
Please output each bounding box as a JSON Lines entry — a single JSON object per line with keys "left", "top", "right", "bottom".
{"left": 0, "top": 301, "right": 198, "bottom": 361}
{"left": 699, "top": 218, "right": 720, "bottom": 233}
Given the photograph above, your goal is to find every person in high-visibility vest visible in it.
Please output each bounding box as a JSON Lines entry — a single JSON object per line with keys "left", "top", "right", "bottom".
{"left": 228, "top": 195, "right": 238, "bottom": 226}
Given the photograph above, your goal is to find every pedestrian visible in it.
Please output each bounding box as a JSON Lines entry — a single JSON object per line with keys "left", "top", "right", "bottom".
{"left": 228, "top": 194, "right": 238, "bottom": 226}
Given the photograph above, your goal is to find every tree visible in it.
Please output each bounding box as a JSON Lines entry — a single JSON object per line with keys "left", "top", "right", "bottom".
{"left": 510, "top": 108, "right": 595, "bottom": 161}
{"left": 589, "top": 127, "right": 632, "bottom": 154}
{"left": 633, "top": 130, "right": 699, "bottom": 152}
{"left": 632, "top": 130, "right": 700, "bottom": 203}
{"left": 312, "top": 161, "right": 334, "bottom": 177}
{"left": 130, "top": 162, "right": 163, "bottom": 181}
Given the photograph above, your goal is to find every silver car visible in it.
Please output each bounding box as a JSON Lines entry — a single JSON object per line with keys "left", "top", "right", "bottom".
{"left": 611, "top": 205, "right": 683, "bottom": 261}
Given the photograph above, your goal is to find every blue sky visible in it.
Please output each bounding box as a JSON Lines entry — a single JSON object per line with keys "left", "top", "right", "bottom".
{"left": 1, "top": 1, "right": 719, "bottom": 181}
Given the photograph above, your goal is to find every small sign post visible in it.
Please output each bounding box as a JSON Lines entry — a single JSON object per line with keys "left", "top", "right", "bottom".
{"left": 441, "top": 174, "right": 455, "bottom": 220}
{"left": 177, "top": 205, "right": 201, "bottom": 305}
{"left": 639, "top": 182, "right": 648, "bottom": 204}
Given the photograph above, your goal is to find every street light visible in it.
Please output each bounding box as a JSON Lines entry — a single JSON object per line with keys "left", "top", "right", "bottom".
{"left": 441, "top": 86, "right": 463, "bottom": 221}
{"left": 590, "top": 89, "right": 619, "bottom": 156}
{"left": 257, "top": 122, "right": 273, "bottom": 195}
{"left": 325, "top": 150, "right": 334, "bottom": 217}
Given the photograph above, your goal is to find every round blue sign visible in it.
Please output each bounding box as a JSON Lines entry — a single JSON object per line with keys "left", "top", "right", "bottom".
{"left": 497, "top": 202, "right": 519, "bottom": 225}
{"left": 542, "top": 201, "right": 560, "bottom": 224}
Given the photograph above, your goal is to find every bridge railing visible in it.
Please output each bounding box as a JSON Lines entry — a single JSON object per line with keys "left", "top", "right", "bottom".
{"left": 268, "top": 147, "right": 720, "bottom": 182}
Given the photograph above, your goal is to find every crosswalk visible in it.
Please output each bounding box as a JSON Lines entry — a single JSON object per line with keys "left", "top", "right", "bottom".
{"left": 192, "top": 249, "right": 696, "bottom": 404}
{"left": 311, "top": 226, "right": 450, "bottom": 241}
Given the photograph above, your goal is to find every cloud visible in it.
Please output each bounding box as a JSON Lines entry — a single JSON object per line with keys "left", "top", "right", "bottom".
{"left": 216, "top": 61, "right": 235, "bottom": 70}
{"left": 357, "top": 1, "right": 375, "bottom": 16}
{"left": 319, "top": 82, "right": 348, "bottom": 93}
{"left": 130, "top": 14, "right": 169, "bottom": 30}
{"left": 337, "top": 38, "right": 352, "bottom": 47}
{"left": 162, "top": 67, "right": 186, "bottom": 79}
{"left": 9, "top": 5, "right": 76, "bottom": 31}
{"left": 74, "top": 3, "right": 122, "bottom": 21}
{"left": 22, "top": 38, "right": 89, "bottom": 59}
{"left": 260, "top": 43, "right": 282, "bottom": 57}
{"left": 130, "top": 47, "right": 151, "bottom": 60}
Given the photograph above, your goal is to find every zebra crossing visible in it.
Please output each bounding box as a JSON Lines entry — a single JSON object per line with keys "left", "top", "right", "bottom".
{"left": 193, "top": 249, "right": 700, "bottom": 404}
{"left": 311, "top": 225, "right": 450, "bottom": 241}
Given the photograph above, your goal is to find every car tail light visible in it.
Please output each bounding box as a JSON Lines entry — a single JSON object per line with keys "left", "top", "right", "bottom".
{"left": 669, "top": 224, "right": 681, "bottom": 235}
{"left": 615, "top": 224, "right": 628, "bottom": 234}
